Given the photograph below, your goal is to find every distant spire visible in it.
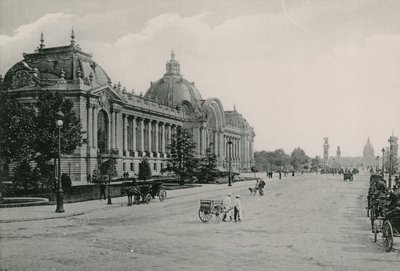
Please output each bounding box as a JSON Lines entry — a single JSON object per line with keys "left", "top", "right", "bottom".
{"left": 39, "top": 31, "right": 45, "bottom": 49}
{"left": 234, "top": 103, "right": 236, "bottom": 111}
{"left": 70, "top": 28, "right": 75, "bottom": 46}
{"left": 171, "top": 49, "right": 175, "bottom": 60}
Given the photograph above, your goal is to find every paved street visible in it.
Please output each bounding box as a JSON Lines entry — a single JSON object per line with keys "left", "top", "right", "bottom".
{"left": 1, "top": 172, "right": 399, "bottom": 271}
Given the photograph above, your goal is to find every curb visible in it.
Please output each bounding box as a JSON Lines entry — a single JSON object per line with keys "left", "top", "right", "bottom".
{"left": 0, "top": 212, "right": 85, "bottom": 223}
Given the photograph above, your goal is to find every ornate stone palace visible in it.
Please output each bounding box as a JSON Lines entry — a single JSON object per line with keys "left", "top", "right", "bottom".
{"left": 1, "top": 33, "right": 255, "bottom": 183}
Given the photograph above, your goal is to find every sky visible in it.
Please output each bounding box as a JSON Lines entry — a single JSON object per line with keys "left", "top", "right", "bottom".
{"left": 0, "top": 0, "right": 399, "bottom": 158}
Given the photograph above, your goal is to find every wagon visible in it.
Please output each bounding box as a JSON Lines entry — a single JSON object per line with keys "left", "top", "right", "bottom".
{"left": 367, "top": 174, "right": 386, "bottom": 217}
{"left": 343, "top": 172, "right": 353, "bottom": 182}
{"left": 373, "top": 207, "right": 400, "bottom": 252}
{"left": 123, "top": 181, "right": 167, "bottom": 205}
{"left": 198, "top": 200, "right": 225, "bottom": 223}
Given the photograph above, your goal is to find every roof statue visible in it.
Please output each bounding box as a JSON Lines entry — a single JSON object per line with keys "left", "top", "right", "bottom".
{"left": 323, "top": 137, "right": 329, "bottom": 145}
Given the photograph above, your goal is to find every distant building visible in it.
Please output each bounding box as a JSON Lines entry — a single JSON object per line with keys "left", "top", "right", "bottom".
{"left": 363, "top": 138, "right": 375, "bottom": 168}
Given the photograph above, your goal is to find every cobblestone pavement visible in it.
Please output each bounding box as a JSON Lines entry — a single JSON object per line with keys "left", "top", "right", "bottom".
{"left": 1, "top": 172, "right": 399, "bottom": 271}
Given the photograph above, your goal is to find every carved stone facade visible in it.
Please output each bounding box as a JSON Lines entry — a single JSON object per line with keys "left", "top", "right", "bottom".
{"left": 1, "top": 35, "right": 255, "bottom": 183}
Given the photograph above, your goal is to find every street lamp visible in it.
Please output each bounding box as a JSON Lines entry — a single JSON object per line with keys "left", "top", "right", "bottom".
{"left": 227, "top": 140, "right": 233, "bottom": 186}
{"left": 382, "top": 148, "right": 385, "bottom": 178}
{"left": 375, "top": 156, "right": 379, "bottom": 172}
{"left": 55, "top": 109, "right": 65, "bottom": 213}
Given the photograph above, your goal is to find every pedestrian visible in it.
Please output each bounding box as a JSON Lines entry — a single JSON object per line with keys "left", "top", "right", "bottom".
{"left": 99, "top": 179, "right": 106, "bottom": 200}
{"left": 222, "top": 193, "right": 233, "bottom": 221}
{"left": 279, "top": 171, "right": 282, "bottom": 180}
{"left": 292, "top": 170, "right": 295, "bottom": 177}
{"left": 233, "top": 195, "right": 241, "bottom": 222}
{"left": 258, "top": 179, "right": 266, "bottom": 196}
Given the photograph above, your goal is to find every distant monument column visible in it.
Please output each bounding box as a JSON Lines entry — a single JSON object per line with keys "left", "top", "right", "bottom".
{"left": 336, "top": 146, "right": 341, "bottom": 168}
{"left": 323, "top": 137, "right": 329, "bottom": 169}
{"left": 388, "top": 133, "right": 398, "bottom": 188}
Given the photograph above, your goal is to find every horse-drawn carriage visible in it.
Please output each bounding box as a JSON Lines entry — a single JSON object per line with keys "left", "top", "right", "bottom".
{"left": 123, "top": 180, "right": 167, "bottom": 205}
{"left": 198, "top": 200, "right": 226, "bottom": 223}
{"left": 372, "top": 193, "right": 400, "bottom": 252}
{"left": 367, "top": 174, "right": 386, "bottom": 218}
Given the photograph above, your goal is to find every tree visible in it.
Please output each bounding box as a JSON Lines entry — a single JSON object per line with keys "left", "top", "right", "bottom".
{"left": 311, "top": 156, "right": 322, "bottom": 171}
{"left": 0, "top": 91, "right": 36, "bottom": 164}
{"left": 164, "top": 126, "right": 198, "bottom": 185}
{"left": 197, "top": 145, "right": 219, "bottom": 183}
{"left": 34, "top": 91, "right": 83, "bottom": 164}
{"left": 138, "top": 157, "right": 152, "bottom": 180}
{"left": 290, "top": 147, "right": 310, "bottom": 170}
{"left": 0, "top": 90, "right": 84, "bottom": 192}
{"left": 271, "top": 149, "right": 290, "bottom": 170}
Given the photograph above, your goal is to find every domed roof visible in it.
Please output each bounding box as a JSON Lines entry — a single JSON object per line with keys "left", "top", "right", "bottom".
{"left": 144, "top": 51, "right": 202, "bottom": 106}
{"left": 363, "top": 138, "right": 374, "bottom": 157}
{"left": 2, "top": 31, "right": 110, "bottom": 90}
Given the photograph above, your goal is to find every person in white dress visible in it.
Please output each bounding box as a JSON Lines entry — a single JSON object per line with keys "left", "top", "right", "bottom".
{"left": 222, "top": 193, "right": 233, "bottom": 221}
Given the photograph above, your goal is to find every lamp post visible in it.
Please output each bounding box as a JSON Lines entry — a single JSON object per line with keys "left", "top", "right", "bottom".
{"left": 227, "top": 140, "right": 233, "bottom": 186}
{"left": 376, "top": 156, "right": 379, "bottom": 173}
{"left": 382, "top": 148, "right": 385, "bottom": 178}
{"left": 55, "top": 109, "right": 65, "bottom": 213}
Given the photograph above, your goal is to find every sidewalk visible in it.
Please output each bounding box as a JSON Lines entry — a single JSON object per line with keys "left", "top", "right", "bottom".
{"left": 0, "top": 178, "right": 262, "bottom": 223}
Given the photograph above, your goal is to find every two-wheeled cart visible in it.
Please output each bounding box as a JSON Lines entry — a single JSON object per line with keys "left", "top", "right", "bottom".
{"left": 198, "top": 200, "right": 225, "bottom": 223}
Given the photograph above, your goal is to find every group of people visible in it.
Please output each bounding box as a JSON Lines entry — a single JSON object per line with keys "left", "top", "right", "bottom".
{"left": 222, "top": 193, "right": 242, "bottom": 222}
{"left": 250, "top": 178, "right": 266, "bottom": 196}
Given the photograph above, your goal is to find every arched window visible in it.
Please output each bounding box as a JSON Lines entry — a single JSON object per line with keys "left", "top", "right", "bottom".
{"left": 97, "top": 110, "right": 109, "bottom": 153}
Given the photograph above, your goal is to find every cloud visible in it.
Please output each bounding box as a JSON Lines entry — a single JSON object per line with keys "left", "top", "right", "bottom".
{"left": 1, "top": 11, "right": 399, "bottom": 157}
{"left": 0, "top": 13, "right": 75, "bottom": 46}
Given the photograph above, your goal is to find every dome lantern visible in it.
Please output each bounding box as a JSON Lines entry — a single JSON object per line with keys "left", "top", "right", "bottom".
{"left": 165, "top": 49, "right": 180, "bottom": 76}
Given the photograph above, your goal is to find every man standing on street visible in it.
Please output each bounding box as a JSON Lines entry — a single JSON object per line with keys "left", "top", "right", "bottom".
{"left": 233, "top": 195, "right": 242, "bottom": 222}
{"left": 222, "top": 193, "right": 232, "bottom": 221}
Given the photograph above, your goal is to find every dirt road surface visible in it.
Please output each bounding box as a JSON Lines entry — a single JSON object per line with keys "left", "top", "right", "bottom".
{"left": 1, "top": 172, "right": 399, "bottom": 270}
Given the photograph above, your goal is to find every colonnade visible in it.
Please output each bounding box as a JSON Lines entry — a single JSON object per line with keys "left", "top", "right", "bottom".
{"left": 122, "top": 114, "right": 178, "bottom": 157}
{"left": 223, "top": 135, "right": 241, "bottom": 161}
{"left": 86, "top": 105, "right": 179, "bottom": 157}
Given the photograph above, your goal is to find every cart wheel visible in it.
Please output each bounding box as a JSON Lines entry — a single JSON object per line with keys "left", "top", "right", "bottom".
{"left": 134, "top": 195, "right": 140, "bottom": 205}
{"left": 383, "top": 221, "right": 393, "bottom": 252}
{"left": 145, "top": 193, "right": 152, "bottom": 204}
{"left": 374, "top": 223, "right": 378, "bottom": 243}
{"left": 158, "top": 189, "right": 167, "bottom": 202}
{"left": 198, "top": 209, "right": 211, "bottom": 223}
{"left": 210, "top": 206, "right": 224, "bottom": 223}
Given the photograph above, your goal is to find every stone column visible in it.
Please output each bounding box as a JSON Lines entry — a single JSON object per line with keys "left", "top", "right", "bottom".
{"left": 111, "top": 110, "right": 115, "bottom": 149}
{"left": 219, "top": 132, "right": 224, "bottom": 159}
{"left": 140, "top": 118, "right": 144, "bottom": 154}
{"left": 161, "top": 123, "right": 166, "bottom": 155}
{"left": 114, "top": 110, "right": 119, "bottom": 151}
{"left": 87, "top": 106, "right": 92, "bottom": 148}
{"left": 168, "top": 125, "right": 172, "bottom": 154}
{"left": 155, "top": 120, "right": 159, "bottom": 157}
{"left": 93, "top": 106, "right": 98, "bottom": 149}
{"left": 123, "top": 114, "right": 128, "bottom": 156}
{"left": 133, "top": 118, "right": 137, "bottom": 151}
{"left": 148, "top": 120, "right": 152, "bottom": 157}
